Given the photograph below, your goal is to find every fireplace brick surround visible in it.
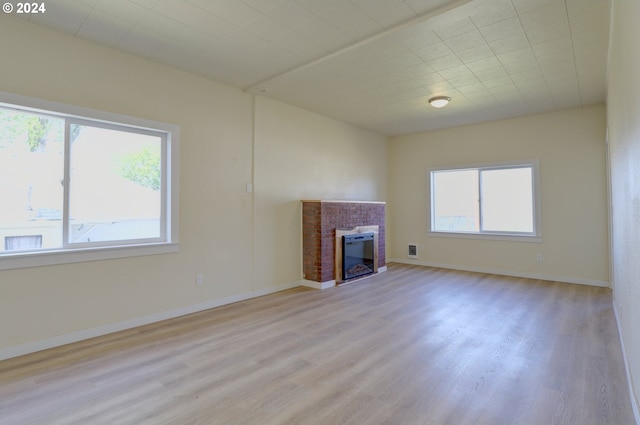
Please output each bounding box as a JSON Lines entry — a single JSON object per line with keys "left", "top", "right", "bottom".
{"left": 302, "top": 200, "right": 386, "bottom": 287}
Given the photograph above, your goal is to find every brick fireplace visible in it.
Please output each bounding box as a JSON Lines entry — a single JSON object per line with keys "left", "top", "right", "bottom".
{"left": 301, "top": 200, "right": 386, "bottom": 288}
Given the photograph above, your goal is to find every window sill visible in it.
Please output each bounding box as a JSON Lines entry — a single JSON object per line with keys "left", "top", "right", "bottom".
{"left": 0, "top": 243, "right": 179, "bottom": 271}
{"left": 428, "top": 231, "right": 542, "bottom": 243}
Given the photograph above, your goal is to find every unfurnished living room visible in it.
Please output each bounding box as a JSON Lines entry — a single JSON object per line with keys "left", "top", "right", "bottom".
{"left": 0, "top": 0, "right": 639, "bottom": 424}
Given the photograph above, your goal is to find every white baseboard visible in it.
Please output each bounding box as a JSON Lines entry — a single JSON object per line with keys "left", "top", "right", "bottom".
{"left": 0, "top": 281, "right": 299, "bottom": 362}
{"left": 613, "top": 303, "right": 640, "bottom": 425}
{"left": 388, "top": 258, "right": 610, "bottom": 288}
{"left": 2, "top": 266, "right": 393, "bottom": 361}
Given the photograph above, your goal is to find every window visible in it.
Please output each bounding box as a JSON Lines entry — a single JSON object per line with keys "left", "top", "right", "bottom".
{"left": 0, "top": 92, "right": 179, "bottom": 269}
{"left": 429, "top": 161, "right": 541, "bottom": 240}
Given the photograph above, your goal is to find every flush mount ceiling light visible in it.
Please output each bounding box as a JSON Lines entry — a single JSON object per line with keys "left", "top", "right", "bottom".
{"left": 428, "top": 96, "right": 451, "bottom": 108}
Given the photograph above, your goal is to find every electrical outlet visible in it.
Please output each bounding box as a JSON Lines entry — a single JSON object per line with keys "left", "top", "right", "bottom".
{"left": 196, "top": 274, "right": 204, "bottom": 287}
{"left": 536, "top": 254, "right": 543, "bottom": 262}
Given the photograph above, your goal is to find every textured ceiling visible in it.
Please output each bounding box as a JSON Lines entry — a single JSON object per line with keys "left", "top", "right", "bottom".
{"left": 9, "top": 0, "right": 611, "bottom": 135}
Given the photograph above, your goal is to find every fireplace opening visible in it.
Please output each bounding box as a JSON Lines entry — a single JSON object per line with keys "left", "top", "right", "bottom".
{"left": 342, "top": 232, "right": 375, "bottom": 280}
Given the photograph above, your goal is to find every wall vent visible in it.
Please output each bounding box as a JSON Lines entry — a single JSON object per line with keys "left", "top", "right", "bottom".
{"left": 408, "top": 244, "right": 418, "bottom": 259}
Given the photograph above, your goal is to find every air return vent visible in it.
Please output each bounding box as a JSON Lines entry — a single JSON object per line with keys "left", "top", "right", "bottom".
{"left": 408, "top": 244, "right": 418, "bottom": 259}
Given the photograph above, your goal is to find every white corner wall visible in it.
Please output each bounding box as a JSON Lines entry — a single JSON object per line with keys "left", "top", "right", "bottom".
{"left": 388, "top": 105, "right": 610, "bottom": 286}
{"left": 252, "top": 96, "right": 388, "bottom": 292}
{"left": 607, "top": 0, "right": 640, "bottom": 419}
{"left": 0, "top": 17, "right": 387, "bottom": 359}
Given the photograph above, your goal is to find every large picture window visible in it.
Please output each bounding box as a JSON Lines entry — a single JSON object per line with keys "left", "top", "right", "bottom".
{"left": 0, "top": 92, "right": 179, "bottom": 269}
{"left": 429, "top": 161, "right": 541, "bottom": 240}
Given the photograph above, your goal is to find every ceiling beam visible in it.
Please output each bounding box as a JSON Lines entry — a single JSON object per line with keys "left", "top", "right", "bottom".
{"left": 243, "top": 0, "right": 474, "bottom": 93}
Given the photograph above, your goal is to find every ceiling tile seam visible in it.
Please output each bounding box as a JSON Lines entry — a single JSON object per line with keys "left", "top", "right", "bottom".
{"left": 461, "top": 12, "right": 523, "bottom": 108}
{"left": 562, "top": 0, "right": 585, "bottom": 108}
{"left": 192, "top": 2, "right": 265, "bottom": 41}
{"left": 184, "top": 0, "right": 256, "bottom": 26}
{"left": 239, "top": 0, "right": 283, "bottom": 14}
{"left": 486, "top": 0, "right": 556, "bottom": 111}
{"left": 282, "top": 2, "right": 363, "bottom": 56}
{"left": 146, "top": 4, "right": 221, "bottom": 41}
{"left": 130, "top": 0, "right": 159, "bottom": 10}
{"left": 173, "top": 0, "right": 360, "bottom": 75}
{"left": 348, "top": 0, "right": 419, "bottom": 29}
{"left": 438, "top": 35, "right": 475, "bottom": 95}
{"left": 73, "top": 1, "right": 97, "bottom": 38}
{"left": 77, "top": 9, "right": 132, "bottom": 49}
{"left": 342, "top": 4, "right": 384, "bottom": 32}
{"left": 514, "top": 0, "right": 571, "bottom": 111}
{"left": 529, "top": 0, "right": 575, "bottom": 110}
{"left": 139, "top": 1, "right": 268, "bottom": 58}
{"left": 402, "top": 0, "right": 420, "bottom": 16}
{"left": 261, "top": 2, "right": 351, "bottom": 45}
{"left": 115, "top": 28, "right": 139, "bottom": 55}
{"left": 150, "top": 0, "right": 269, "bottom": 47}
{"left": 123, "top": 23, "right": 197, "bottom": 61}
{"left": 242, "top": 0, "right": 474, "bottom": 92}
{"left": 471, "top": 40, "right": 511, "bottom": 91}
{"left": 117, "top": 23, "right": 167, "bottom": 59}
{"left": 105, "top": 1, "right": 154, "bottom": 54}
{"left": 290, "top": 1, "right": 360, "bottom": 41}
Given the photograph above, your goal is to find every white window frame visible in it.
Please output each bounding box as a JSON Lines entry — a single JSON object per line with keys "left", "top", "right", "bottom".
{"left": 428, "top": 160, "right": 542, "bottom": 242}
{"left": 0, "top": 91, "right": 179, "bottom": 270}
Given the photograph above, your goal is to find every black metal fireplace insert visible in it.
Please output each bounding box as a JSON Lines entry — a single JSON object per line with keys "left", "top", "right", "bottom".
{"left": 342, "top": 232, "right": 375, "bottom": 280}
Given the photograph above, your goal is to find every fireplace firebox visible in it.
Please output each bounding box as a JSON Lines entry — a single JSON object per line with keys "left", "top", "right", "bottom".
{"left": 342, "top": 232, "right": 375, "bottom": 280}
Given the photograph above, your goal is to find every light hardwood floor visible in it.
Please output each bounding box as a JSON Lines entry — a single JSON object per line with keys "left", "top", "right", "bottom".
{"left": 0, "top": 264, "right": 636, "bottom": 425}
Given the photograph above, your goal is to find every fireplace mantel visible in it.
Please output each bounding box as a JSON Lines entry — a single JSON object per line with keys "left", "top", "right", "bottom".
{"left": 301, "top": 200, "right": 386, "bottom": 289}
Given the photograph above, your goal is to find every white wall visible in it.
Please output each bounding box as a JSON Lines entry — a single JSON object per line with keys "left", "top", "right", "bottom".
{"left": 0, "top": 17, "right": 387, "bottom": 358}
{"left": 607, "top": 0, "right": 640, "bottom": 418}
{"left": 388, "top": 105, "right": 610, "bottom": 286}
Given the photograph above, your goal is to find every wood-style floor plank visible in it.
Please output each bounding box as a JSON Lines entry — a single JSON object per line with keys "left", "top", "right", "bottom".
{"left": 0, "top": 264, "right": 636, "bottom": 425}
